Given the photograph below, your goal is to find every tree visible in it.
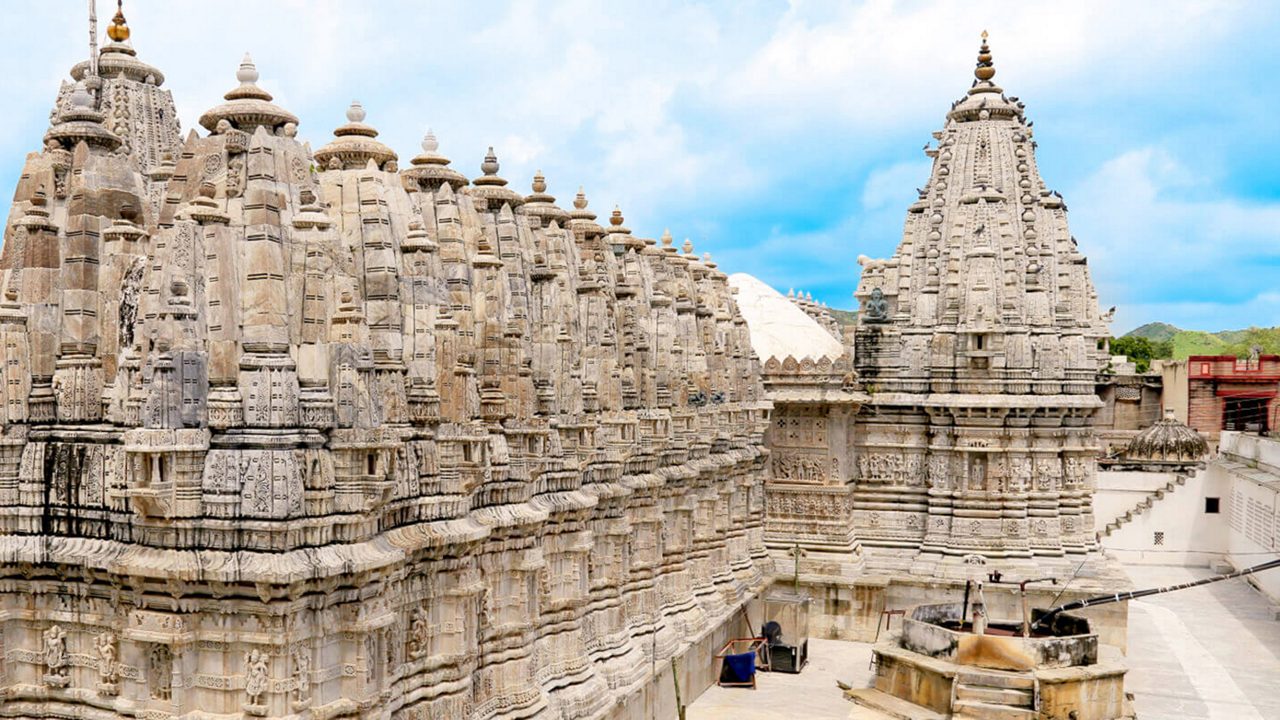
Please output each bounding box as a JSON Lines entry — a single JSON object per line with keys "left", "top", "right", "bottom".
{"left": 1109, "top": 335, "right": 1171, "bottom": 373}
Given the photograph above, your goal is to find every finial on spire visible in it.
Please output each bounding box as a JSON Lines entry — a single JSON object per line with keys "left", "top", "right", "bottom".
{"left": 574, "top": 187, "right": 587, "bottom": 210}
{"left": 481, "top": 147, "right": 499, "bottom": 176}
{"left": 237, "top": 53, "right": 259, "bottom": 84}
{"left": 532, "top": 171, "right": 546, "bottom": 193}
{"left": 975, "top": 30, "right": 995, "bottom": 82}
{"left": 682, "top": 239, "right": 694, "bottom": 254}
{"left": 107, "top": 0, "right": 130, "bottom": 43}
{"left": 422, "top": 130, "right": 438, "bottom": 153}
{"left": 346, "top": 100, "right": 366, "bottom": 124}
{"left": 610, "top": 205, "right": 624, "bottom": 227}
{"left": 661, "top": 229, "right": 673, "bottom": 247}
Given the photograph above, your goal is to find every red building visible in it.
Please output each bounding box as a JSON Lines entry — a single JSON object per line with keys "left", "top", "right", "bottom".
{"left": 1187, "top": 354, "right": 1280, "bottom": 435}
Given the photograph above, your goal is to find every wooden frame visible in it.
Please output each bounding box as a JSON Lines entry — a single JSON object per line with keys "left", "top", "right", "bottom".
{"left": 715, "top": 637, "right": 767, "bottom": 689}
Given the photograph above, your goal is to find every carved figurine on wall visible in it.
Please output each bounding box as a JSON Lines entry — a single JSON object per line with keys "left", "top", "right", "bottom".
{"left": 43, "top": 624, "right": 69, "bottom": 687}
{"left": 291, "top": 643, "right": 312, "bottom": 710}
{"left": 244, "top": 647, "right": 270, "bottom": 715}
{"left": 408, "top": 605, "right": 430, "bottom": 659}
{"left": 864, "top": 287, "right": 890, "bottom": 322}
{"left": 97, "top": 631, "right": 119, "bottom": 695}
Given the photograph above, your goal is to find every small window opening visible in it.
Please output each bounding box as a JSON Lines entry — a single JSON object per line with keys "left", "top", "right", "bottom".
{"left": 1205, "top": 497, "right": 1220, "bottom": 514}
{"left": 1153, "top": 531, "right": 1165, "bottom": 546}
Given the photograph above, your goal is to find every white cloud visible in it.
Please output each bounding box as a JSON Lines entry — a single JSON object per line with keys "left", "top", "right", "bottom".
{"left": 721, "top": 0, "right": 1236, "bottom": 131}
{"left": 1, "top": 1, "right": 1275, "bottom": 334}
{"left": 1069, "top": 147, "right": 1280, "bottom": 330}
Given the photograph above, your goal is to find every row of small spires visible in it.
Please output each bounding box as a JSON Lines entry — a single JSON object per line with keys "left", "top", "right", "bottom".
{"left": 787, "top": 289, "right": 829, "bottom": 307}
{"left": 56, "top": 48, "right": 722, "bottom": 265}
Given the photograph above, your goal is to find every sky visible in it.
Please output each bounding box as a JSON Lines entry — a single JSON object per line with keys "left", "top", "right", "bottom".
{"left": 2, "top": 0, "right": 1277, "bottom": 335}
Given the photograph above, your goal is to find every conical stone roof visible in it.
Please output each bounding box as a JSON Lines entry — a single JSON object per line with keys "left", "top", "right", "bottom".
{"left": 1124, "top": 409, "right": 1210, "bottom": 463}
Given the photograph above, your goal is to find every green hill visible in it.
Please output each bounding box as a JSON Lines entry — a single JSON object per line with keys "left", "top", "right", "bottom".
{"left": 1120, "top": 324, "right": 1280, "bottom": 360}
{"left": 1126, "top": 322, "right": 1180, "bottom": 343}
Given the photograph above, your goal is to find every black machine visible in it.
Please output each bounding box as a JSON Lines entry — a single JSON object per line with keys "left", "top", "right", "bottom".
{"left": 761, "top": 620, "right": 808, "bottom": 673}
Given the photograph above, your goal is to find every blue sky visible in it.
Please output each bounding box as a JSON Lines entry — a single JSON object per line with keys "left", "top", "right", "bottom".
{"left": 3, "top": 0, "right": 1278, "bottom": 334}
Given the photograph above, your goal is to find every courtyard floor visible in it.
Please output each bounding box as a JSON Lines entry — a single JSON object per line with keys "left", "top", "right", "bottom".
{"left": 686, "top": 563, "right": 1280, "bottom": 720}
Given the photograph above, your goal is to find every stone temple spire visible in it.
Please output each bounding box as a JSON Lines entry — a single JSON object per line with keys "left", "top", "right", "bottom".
{"left": 403, "top": 130, "right": 467, "bottom": 190}
{"left": 314, "top": 100, "right": 397, "bottom": 170}
{"left": 850, "top": 33, "right": 1113, "bottom": 577}
{"left": 198, "top": 53, "right": 299, "bottom": 133}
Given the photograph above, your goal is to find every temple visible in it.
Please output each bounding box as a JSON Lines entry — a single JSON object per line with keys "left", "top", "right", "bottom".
{"left": 0, "top": 5, "right": 770, "bottom": 718}
{"left": 850, "top": 32, "right": 1114, "bottom": 577}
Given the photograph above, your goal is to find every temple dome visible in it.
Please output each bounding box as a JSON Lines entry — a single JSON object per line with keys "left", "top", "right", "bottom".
{"left": 523, "top": 171, "right": 570, "bottom": 227}
{"left": 44, "top": 81, "right": 121, "bottom": 151}
{"left": 402, "top": 130, "right": 468, "bottom": 190}
{"left": 728, "top": 273, "right": 845, "bottom": 362}
{"left": 469, "top": 147, "right": 524, "bottom": 208}
{"left": 1124, "top": 409, "right": 1210, "bottom": 463}
{"left": 198, "top": 53, "right": 299, "bottom": 133}
{"left": 70, "top": 2, "right": 165, "bottom": 86}
{"left": 314, "top": 101, "right": 397, "bottom": 170}
{"left": 568, "top": 187, "right": 604, "bottom": 238}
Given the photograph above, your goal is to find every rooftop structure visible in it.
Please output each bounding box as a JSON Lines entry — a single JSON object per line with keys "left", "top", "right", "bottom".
{"left": 0, "top": 5, "right": 771, "bottom": 718}
{"left": 851, "top": 32, "right": 1114, "bottom": 578}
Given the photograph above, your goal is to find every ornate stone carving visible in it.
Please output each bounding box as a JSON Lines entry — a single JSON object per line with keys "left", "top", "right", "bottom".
{"left": 43, "top": 624, "right": 69, "bottom": 688}
{"left": 97, "top": 631, "right": 120, "bottom": 696}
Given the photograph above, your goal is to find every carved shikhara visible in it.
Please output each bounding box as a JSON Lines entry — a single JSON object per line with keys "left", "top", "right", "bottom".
{"left": 0, "top": 32, "right": 770, "bottom": 720}
{"left": 848, "top": 41, "right": 1111, "bottom": 577}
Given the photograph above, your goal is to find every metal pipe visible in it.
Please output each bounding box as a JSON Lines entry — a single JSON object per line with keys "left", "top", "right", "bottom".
{"left": 1017, "top": 577, "right": 1057, "bottom": 637}
{"left": 1036, "top": 557, "right": 1280, "bottom": 628}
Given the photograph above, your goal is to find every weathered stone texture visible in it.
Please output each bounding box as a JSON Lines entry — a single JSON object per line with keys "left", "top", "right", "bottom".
{"left": 0, "top": 19, "right": 769, "bottom": 719}
{"left": 850, "top": 35, "right": 1113, "bottom": 577}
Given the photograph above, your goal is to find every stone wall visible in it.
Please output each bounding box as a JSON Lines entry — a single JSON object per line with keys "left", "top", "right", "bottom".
{"left": 0, "top": 39, "right": 771, "bottom": 720}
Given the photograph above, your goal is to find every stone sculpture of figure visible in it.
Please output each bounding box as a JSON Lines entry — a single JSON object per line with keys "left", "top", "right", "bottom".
{"left": 149, "top": 645, "right": 172, "bottom": 700}
{"left": 43, "top": 625, "right": 69, "bottom": 686}
{"left": 244, "top": 648, "right": 269, "bottom": 713}
{"left": 97, "top": 631, "right": 119, "bottom": 694}
{"left": 409, "top": 606, "right": 430, "bottom": 659}
{"left": 864, "top": 287, "right": 889, "bottom": 322}
{"left": 291, "top": 644, "right": 312, "bottom": 706}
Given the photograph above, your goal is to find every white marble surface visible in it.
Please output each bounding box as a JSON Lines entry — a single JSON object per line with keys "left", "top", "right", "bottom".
{"left": 729, "top": 273, "right": 845, "bottom": 362}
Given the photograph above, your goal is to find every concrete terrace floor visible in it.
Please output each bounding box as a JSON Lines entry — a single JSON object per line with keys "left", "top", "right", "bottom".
{"left": 687, "top": 638, "right": 874, "bottom": 720}
{"left": 686, "top": 563, "right": 1280, "bottom": 720}
{"left": 1123, "top": 564, "right": 1280, "bottom": 720}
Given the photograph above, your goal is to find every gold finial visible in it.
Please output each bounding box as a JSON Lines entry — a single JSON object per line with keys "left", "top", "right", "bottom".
{"left": 975, "top": 30, "right": 995, "bottom": 82}
{"left": 107, "top": 0, "right": 130, "bottom": 42}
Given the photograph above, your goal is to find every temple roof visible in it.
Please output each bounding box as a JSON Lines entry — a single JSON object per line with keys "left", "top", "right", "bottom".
{"left": 198, "top": 53, "right": 299, "bottom": 133}
{"left": 314, "top": 101, "right": 397, "bottom": 170}
{"left": 729, "top": 273, "right": 845, "bottom": 363}
{"left": 853, "top": 32, "right": 1110, "bottom": 394}
{"left": 402, "top": 131, "right": 468, "bottom": 189}
{"left": 1125, "top": 409, "right": 1210, "bottom": 463}
{"left": 70, "top": 1, "right": 165, "bottom": 86}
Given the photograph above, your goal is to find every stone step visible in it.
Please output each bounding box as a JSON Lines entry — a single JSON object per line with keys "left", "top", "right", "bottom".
{"left": 844, "top": 688, "right": 948, "bottom": 720}
{"left": 955, "top": 684, "right": 1034, "bottom": 707}
{"left": 956, "top": 669, "right": 1036, "bottom": 690}
{"left": 952, "top": 699, "right": 1038, "bottom": 720}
